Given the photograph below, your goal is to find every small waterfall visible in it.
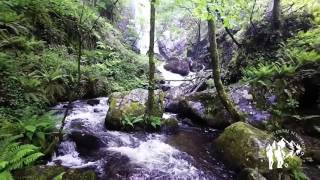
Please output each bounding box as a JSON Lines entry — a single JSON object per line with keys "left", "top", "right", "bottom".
{"left": 157, "top": 62, "right": 196, "bottom": 87}
{"left": 132, "top": 0, "right": 150, "bottom": 55}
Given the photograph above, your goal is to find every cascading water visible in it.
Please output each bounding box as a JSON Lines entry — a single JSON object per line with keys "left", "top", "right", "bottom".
{"left": 131, "top": 0, "right": 150, "bottom": 55}
{"left": 48, "top": 1, "right": 234, "bottom": 178}
{"left": 49, "top": 93, "right": 234, "bottom": 179}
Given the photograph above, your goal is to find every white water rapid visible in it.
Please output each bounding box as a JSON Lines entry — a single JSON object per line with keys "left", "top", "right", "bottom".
{"left": 49, "top": 95, "right": 234, "bottom": 179}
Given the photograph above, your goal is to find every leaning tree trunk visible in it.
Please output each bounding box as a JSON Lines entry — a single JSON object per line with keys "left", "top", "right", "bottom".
{"left": 146, "top": 0, "right": 156, "bottom": 121}
{"left": 207, "top": 18, "right": 244, "bottom": 122}
{"left": 272, "top": 0, "right": 281, "bottom": 30}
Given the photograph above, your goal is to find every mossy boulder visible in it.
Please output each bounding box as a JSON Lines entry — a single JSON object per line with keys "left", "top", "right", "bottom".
{"left": 215, "top": 122, "right": 272, "bottom": 171}
{"left": 161, "top": 117, "right": 179, "bottom": 133}
{"left": 179, "top": 89, "right": 231, "bottom": 128}
{"left": 215, "top": 122, "right": 303, "bottom": 174}
{"left": 14, "top": 165, "right": 96, "bottom": 180}
{"left": 105, "top": 88, "right": 164, "bottom": 130}
{"left": 236, "top": 168, "right": 267, "bottom": 180}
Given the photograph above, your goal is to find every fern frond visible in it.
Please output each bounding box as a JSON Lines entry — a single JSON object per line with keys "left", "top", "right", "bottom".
{"left": 0, "top": 171, "right": 13, "bottom": 180}
{"left": 21, "top": 152, "right": 44, "bottom": 166}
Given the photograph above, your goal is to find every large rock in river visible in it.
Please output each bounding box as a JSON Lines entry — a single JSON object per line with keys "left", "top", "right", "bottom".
{"left": 105, "top": 88, "right": 164, "bottom": 130}
{"left": 164, "top": 58, "right": 190, "bottom": 76}
{"left": 215, "top": 122, "right": 271, "bottom": 171}
{"left": 215, "top": 122, "right": 302, "bottom": 173}
{"left": 178, "top": 84, "right": 271, "bottom": 128}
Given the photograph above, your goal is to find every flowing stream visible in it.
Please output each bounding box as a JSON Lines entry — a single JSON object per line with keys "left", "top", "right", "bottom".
{"left": 49, "top": 66, "right": 235, "bottom": 179}
{"left": 49, "top": 98, "right": 235, "bottom": 179}
{"left": 48, "top": 1, "right": 235, "bottom": 178}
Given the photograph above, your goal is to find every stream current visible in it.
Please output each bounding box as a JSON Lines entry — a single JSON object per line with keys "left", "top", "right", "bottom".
{"left": 49, "top": 64, "right": 235, "bottom": 179}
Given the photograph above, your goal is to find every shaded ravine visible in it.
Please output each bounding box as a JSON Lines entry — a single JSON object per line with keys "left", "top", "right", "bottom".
{"left": 48, "top": 65, "right": 235, "bottom": 179}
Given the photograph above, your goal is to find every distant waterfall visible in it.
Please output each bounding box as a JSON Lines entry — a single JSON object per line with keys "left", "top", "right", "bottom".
{"left": 132, "top": 0, "right": 150, "bottom": 55}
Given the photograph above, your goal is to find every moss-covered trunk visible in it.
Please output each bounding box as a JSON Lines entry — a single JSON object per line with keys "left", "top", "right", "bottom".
{"left": 207, "top": 18, "right": 244, "bottom": 122}
{"left": 272, "top": 0, "right": 281, "bottom": 30}
{"left": 146, "top": 0, "right": 156, "bottom": 121}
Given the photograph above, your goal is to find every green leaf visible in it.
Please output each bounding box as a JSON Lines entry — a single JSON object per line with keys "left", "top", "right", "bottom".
{"left": 25, "top": 125, "right": 36, "bottom": 133}
{"left": 53, "top": 172, "right": 65, "bottom": 180}
{"left": 0, "top": 171, "right": 13, "bottom": 180}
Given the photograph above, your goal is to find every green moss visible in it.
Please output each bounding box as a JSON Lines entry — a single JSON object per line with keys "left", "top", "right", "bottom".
{"left": 216, "top": 122, "right": 271, "bottom": 171}
{"left": 285, "top": 156, "right": 302, "bottom": 170}
{"left": 123, "top": 102, "right": 145, "bottom": 117}
{"left": 105, "top": 89, "right": 164, "bottom": 130}
{"left": 13, "top": 166, "right": 96, "bottom": 180}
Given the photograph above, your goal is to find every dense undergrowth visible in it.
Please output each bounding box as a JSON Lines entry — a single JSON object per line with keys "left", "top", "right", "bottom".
{"left": 242, "top": 26, "right": 320, "bottom": 83}
{"left": 0, "top": 0, "right": 147, "bottom": 177}
{"left": 240, "top": 16, "right": 320, "bottom": 130}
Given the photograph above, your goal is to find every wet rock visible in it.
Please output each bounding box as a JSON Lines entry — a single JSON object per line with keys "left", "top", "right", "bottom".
{"left": 161, "top": 84, "right": 171, "bottom": 91}
{"left": 215, "top": 122, "right": 302, "bottom": 172}
{"left": 164, "top": 59, "right": 190, "bottom": 76}
{"left": 87, "top": 99, "right": 100, "bottom": 106}
{"left": 165, "top": 86, "right": 186, "bottom": 113}
{"left": 158, "top": 38, "right": 187, "bottom": 60}
{"left": 178, "top": 84, "right": 271, "bottom": 128}
{"left": 69, "top": 119, "right": 87, "bottom": 130}
{"left": 237, "top": 168, "right": 267, "bottom": 180}
{"left": 94, "top": 108, "right": 103, "bottom": 113}
{"left": 215, "top": 122, "right": 271, "bottom": 171}
{"left": 161, "top": 117, "right": 179, "bottom": 134}
{"left": 308, "top": 150, "right": 320, "bottom": 164}
{"left": 189, "top": 57, "right": 205, "bottom": 72}
{"left": 104, "top": 153, "right": 140, "bottom": 178}
{"left": 179, "top": 89, "right": 232, "bottom": 128}
{"left": 303, "top": 115, "right": 320, "bottom": 137}
{"left": 105, "top": 88, "right": 164, "bottom": 131}
{"left": 165, "top": 101, "right": 180, "bottom": 113}
{"left": 180, "top": 118, "right": 195, "bottom": 127}
{"left": 14, "top": 165, "right": 96, "bottom": 180}
{"left": 69, "top": 131, "right": 102, "bottom": 154}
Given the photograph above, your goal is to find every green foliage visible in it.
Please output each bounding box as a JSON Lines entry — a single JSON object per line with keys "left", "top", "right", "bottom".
{"left": 0, "top": 135, "right": 44, "bottom": 180}
{"left": 243, "top": 27, "right": 320, "bottom": 83}
{"left": 149, "top": 116, "right": 163, "bottom": 128}
{"left": 121, "top": 115, "right": 144, "bottom": 128}
{"left": 0, "top": 108, "right": 57, "bottom": 150}
{"left": 0, "top": 0, "right": 148, "bottom": 107}
{"left": 242, "top": 62, "right": 297, "bottom": 83}
{"left": 53, "top": 172, "right": 65, "bottom": 180}
{"left": 120, "top": 115, "right": 163, "bottom": 129}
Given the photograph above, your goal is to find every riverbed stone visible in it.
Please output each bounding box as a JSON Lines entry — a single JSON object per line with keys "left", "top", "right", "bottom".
{"left": 164, "top": 59, "right": 190, "bottom": 76}
{"left": 14, "top": 165, "right": 96, "bottom": 180}
{"left": 178, "top": 84, "right": 271, "bottom": 128}
{"left": 105, "top": 88, "right": 164, "bottom": 130}
{"left": 236, "top": 168, "right": 267, "bottom": 180}
{"left": 87, "top": 99, "right": 100, "bottom": 106}
{"left": 179, "top": 89, "right": 232, "bottom": 128}
{"left": 69, "top": 130, "right": 103, "bottom": 154}
{"left": 215, "top": 122, "right": 302, "bottom": 173}
{"left": 161, "top": 117, "right": 179, "bottom": 133}
{"left": 215, "top": 122, "right": 271, "bottom": 171}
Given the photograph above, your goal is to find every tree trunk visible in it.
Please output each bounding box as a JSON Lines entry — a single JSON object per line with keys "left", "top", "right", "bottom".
{"left": 146, "top": 0, "right": 156, "bottom": 121}
{"left": 77, "top": 34, "right": 82, "bottom": 88}
{"left": 272, "top": 0, "right": 281, "bottom": 30}
{"left": 197, "top": 20, "right": 201, "bottom": 43}
{"left": 207, "top": 18, "right": 244, "bottom": 122}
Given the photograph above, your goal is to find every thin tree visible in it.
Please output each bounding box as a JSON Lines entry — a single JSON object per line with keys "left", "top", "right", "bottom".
{"left": 206, "top": 2, "right": 244, "bottom": 122}
{"left": 272, "top": 0, "right": 281, "bottom": 30}
{"left": 145, "top": 0, "right": 156, "bottom": 122}
{"left": 207, "top": 15, "right": 244, "bottom": 122}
